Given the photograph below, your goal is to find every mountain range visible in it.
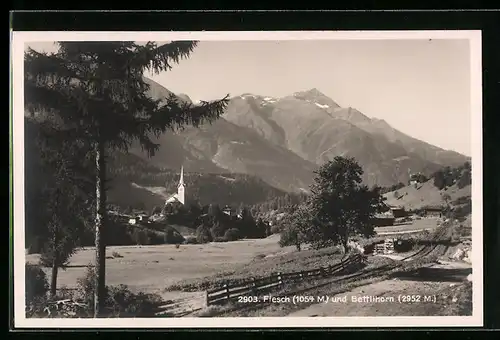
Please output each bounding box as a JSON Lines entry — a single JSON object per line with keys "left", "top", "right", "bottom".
{"left": 129, "top": 78, "right": 469, "bottom": 193}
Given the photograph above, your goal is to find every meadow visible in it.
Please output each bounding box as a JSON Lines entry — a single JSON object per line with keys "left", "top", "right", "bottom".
{"left": 25, "top": 235, "right": 296, "bottom": 298}
{"left": 24, "top": 217, "right": 442, "bottom": 303}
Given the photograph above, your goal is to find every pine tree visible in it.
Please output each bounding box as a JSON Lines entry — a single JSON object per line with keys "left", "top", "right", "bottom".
{"left": 239, "top": 206, "right": 256, "bottom": 238}
{"left": 26, "top": 119, "right": 93, "bottom": 297}
{"left": 24, "top": 41, "right": 229, "bottom": 317}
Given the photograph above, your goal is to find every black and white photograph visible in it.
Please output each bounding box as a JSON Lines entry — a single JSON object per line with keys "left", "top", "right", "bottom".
{"left": 12, "top": 31, "right": 483, "bottom": 328}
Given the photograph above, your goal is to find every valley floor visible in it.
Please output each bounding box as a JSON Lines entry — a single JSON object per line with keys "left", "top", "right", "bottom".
{"left": 25, "top": 234, "right": 295, "bottom": 296}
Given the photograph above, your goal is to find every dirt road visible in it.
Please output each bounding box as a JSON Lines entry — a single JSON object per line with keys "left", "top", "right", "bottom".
{"left": 287, "top": 261, "right": 472, "bottom": 317}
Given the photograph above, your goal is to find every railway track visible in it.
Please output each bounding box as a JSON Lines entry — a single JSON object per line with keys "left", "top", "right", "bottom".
{"left": 400, "top": 223, "right": 451, "bottom": 261}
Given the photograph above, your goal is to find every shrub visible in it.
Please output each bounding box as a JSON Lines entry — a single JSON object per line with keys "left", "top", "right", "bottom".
{"left": 196, "top": 225, "right": 212, "bottom": 244}
{"left": 451, "top": 201, "right": 472, "bottom": 222}
{"left": 270, "top": 224, "right": 282, "bottom": 235}
{"left": 164, "top": 226, "right": 185, "bottom": 244}
{"left": 74, "top": 265, "right": 164, "bottom": 317}
{"left": 25, "top": 264, "right": 49, "bottom": 305}
{"left": 147, "top": 230, "right": 165, "bottom": 245}
{"left": 224, "top": 228, "right": 241, "bottom": 242}
{"left": 457, "top": 170, "right": 471, "bottom": 189}
{"left": 214, "top": 236, "right": 228, "bottom": 243}
{"left": 75, "top": 265, "right": 101, "bottom": 309}
{"left": 184, "top": 236, "right": 198, "bottom": 244}
{"left": 453, "top": 196, "right": 471, "bottom": 206}
{"left": 105, "top": 284, "right": 163, "bottom": 317}
{"left": 132, "top": 229, "right": 150, "bottom": 245}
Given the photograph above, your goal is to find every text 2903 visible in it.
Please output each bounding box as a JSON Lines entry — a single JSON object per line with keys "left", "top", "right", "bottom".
{"left": 238, "top": 296, "right": 259, "bottom": 303}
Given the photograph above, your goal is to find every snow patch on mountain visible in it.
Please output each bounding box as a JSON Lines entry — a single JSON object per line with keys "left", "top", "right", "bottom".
{"left": 315, "top": 103, "right": 329, "bottom": 109}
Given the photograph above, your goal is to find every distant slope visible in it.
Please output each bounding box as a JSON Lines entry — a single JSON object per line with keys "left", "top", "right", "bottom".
{"left": 108, "top": 151, "right": 287, "bottom": 211}
{"left": 383, "top": 180, "right": 471, "bottom": 210}
{"left": 129, "top": 78, "right": 317, "bottom": 193}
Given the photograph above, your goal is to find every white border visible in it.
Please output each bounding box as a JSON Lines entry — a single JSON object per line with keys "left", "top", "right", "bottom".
{"left": 12, "top": 30, "right": 483, "bottom": 328}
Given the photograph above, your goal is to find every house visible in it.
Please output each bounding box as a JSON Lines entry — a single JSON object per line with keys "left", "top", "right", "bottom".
{"left": 149, "top": 213, "right": 165, "bottom": 223}
{"left": 128, "top": 214, "right": 149, "bottom": 225}
{"left": 373, "top": 210, "right": 395, "bottom": 226}
{"left": 423, "top": 207, "right": 443, "bottom": 217}
{"left": 408, "top": 171, "right": 426, "bottom": 187}
{"left": 222, "top": 205, "right": 235, "bottom": 216}
{"left": 372, "top": 217, "right": 395, "bottom": 227}
{"left": 390, "top": 207, "right": 407, "bottom": 218}
{"left": 383, "top": 203, "right": 407, "bottom": 219}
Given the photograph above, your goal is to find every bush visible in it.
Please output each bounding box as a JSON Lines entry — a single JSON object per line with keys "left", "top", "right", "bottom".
{"left": 131, "top": 229, "right": 150, "bottom": 245}
{"left": 270, "top": 224, "right": 282, "bottom": 235}
{"left": 75, "top": 265, "right": 101, "bottom": 308}
{"left": 224, "top": 228, "right": 240, "bottom": 242}
{"left": 74, "top": 265, "right": 164, "bottom": 317}
{"left": 453, "top": 196, "right": 471, "bottom": 206}
{"left": 105, "top": 284, "right": 164, "bottom": 317}
{"left": 184, "top": 236, "right": 198, "bottom": 244}
{"left": 196, "top": 225, "right": 212, "bottom": 244}
{"left": 25, "top": 264, "right": 49, "bottom": 305}
{"left": 164, "top": 226, "right": 185, "bottom": 244}
{"left": 214, "top": 237, "right": 228, "bottom": 243}
{"left": 450, "top": 200, "right": 472, "bottom": 222}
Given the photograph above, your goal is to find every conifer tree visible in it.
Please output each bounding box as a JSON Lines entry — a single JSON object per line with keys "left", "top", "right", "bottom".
{"left": 26, "top": 119, "right": 93, "bottom": 297}
{"left": 24, "top": 41, "right": 229, "bottom": 317}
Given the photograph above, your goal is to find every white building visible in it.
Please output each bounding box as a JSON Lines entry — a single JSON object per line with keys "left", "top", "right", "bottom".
{"left": 165, "top": 166, "right": 186, "bottom": 206}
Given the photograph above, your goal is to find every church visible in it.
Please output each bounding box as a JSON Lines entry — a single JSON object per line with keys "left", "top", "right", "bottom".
{"left": 165, "top": 166, "right": 186, "bottom": 206}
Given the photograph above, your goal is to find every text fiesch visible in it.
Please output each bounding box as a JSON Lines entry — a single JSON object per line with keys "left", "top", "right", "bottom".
{"left": 237, "top": 294, "right": 437, "bottom": 305}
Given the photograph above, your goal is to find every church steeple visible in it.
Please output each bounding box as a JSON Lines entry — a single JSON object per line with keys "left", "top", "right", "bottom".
{"left": 177, "top": 165, "right": 185, "bottom": 205}
{"left": 178, "top": 165, "right": 184, "bottom": 188}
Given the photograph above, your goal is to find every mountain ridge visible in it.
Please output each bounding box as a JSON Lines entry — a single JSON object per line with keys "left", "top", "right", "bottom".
{"left": 129, "top": 78, "right": 469, "bottom": 192}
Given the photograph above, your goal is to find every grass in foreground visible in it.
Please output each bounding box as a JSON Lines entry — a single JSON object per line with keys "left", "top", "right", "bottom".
{"left": 195, "top": 249, "right": 456, "bottom": 317}
{"left": 192, "top": 256, "right": 397, "bottom": 317}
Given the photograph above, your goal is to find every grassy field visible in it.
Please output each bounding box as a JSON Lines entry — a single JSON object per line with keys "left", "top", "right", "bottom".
{"left": 165, "top": 245, "right": 344, "bottom": 292}
{"left": 383, "top": 180, "right": 471, "bottom": 210}
{"left": 25, "top": 234, "right": 297, "bottom": 296}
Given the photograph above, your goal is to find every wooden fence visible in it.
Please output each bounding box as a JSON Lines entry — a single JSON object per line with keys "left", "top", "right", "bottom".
{"left": 205, "top": 253, "right": 365, "bottom": 306}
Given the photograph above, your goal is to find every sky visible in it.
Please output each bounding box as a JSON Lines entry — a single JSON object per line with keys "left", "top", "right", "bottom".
{"left": 26, "top": 39, "right": 472, "bottom": 156}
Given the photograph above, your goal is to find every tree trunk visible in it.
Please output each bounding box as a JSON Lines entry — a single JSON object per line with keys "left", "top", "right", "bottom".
{"left": 341, "top": 237, "right": 349, "bottom": 259}
{"left": 50, "top": 253, "right": 59, "bottom": 298}
{"left": 94, "top": 141, "right": 107, "bottom": 318}
{"left": 50, "top": 228, "right": 59, "bottom": 298}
